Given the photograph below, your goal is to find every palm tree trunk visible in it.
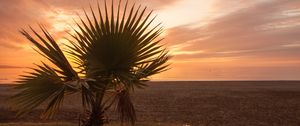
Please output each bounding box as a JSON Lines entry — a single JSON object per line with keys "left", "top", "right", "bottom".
{"left": 82, "top": 85, "right": 107, "bottom": 126}
{"left": 80, "top": 108, "right": 105, "bottom": 126}
{"left": 85, "top": 113, "right": 105, "bottom": 126}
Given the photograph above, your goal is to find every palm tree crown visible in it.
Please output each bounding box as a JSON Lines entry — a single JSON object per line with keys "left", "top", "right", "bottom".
{"left": 10, "top": 0, "right": 170, "bottom": 126}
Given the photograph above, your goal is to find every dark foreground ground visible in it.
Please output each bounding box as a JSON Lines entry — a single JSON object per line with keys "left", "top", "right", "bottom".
{"left": 0, "top": 81, "right": 300, "bottom": 126}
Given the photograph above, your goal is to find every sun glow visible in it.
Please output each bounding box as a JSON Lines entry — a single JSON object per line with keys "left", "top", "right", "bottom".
{"left": 156, "top": 0, "right": 215, "bottom": 28}
{"left": 45, "top": 9, "right": 78, "bottom": 33}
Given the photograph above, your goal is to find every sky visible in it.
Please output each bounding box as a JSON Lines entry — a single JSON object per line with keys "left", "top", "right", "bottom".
{"left": 0, "top": 0, "right": 300, "bottom": 83}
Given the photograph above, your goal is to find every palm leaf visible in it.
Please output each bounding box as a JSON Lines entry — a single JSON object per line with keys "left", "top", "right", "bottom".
{"left": 67, "top": 0, "right": 170, "bottom": 84}
{"left": 20, "top": 26, "right": 78, "bottom": 81}
{"left": 115, "top": 90, "right": 136, "bottom": 125}
{"left": 10, "top": 63, "right": 66, "bottom": 118}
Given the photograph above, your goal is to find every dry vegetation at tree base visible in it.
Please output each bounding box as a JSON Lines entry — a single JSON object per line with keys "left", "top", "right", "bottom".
{"left": 0, "top": 81, "right": 300, "bottom": 126}
{"left": 0, "top": 122, "right": 182, "bottom": 126}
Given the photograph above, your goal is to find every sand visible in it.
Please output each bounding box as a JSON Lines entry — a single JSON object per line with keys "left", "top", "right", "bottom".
{"left": 0, "top": 81, "right": 300, "bottom": 126}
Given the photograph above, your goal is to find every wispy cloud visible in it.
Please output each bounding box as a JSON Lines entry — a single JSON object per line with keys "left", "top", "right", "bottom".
{"left": 0, "top": 65, "right": 23, "bottom": 69}
{"left": 166, "top": 0, "right": 300, "bottom": 61}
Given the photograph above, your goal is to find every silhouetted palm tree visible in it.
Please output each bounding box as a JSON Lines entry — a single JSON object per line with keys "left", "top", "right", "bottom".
{"left": 10, "top": 1, "right": 170, "bottom": 126}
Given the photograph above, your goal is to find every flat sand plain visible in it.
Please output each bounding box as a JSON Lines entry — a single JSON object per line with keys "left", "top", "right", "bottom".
{"left": 0, "top": 81, "right": 300, "bottom": 126}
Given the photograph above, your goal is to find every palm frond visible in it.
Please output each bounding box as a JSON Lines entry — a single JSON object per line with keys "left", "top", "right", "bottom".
{"left": 66, "top": 0, "right": 170, "bottom": 85}
{"left": 12, "top": 26, "right": 82, "bottom": 118}
{"left": 10, "top": 63, "right": 66, "bottom": 118}
{"left": 20, "top": 26, "right": 78, "bottom": 81}
{"left": 115, "top": 90, "right": 136, "bottom": 125}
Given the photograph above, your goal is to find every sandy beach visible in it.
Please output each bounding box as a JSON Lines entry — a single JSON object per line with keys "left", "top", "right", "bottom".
{"left": 0, "top": 81, "right": 300, "bottom": 126}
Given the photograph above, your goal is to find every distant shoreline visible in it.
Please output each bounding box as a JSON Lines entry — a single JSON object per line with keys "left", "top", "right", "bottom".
{"left": 152, "top": 80, "right": 300, "bottom": 82}
{"left": 1, "top": 80, "right": 300, "bottom": 85}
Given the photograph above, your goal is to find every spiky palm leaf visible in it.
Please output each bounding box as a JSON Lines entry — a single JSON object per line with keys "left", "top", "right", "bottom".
{"left": 11, "top": 0, "right": 170, "bottom": 125}
{"left": 11, "top": 26, "right": 80, "bottom": 119}
{"left": 11, "top": 63, "right": 66, "bottom": 118}
{"left": 68, "top": 1, "right": 170, "bottom": 84}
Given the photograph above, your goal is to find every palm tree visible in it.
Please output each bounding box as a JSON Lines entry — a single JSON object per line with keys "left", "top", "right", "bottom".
{"left": 10, "top": 1, "right": 170, "bottom": 126}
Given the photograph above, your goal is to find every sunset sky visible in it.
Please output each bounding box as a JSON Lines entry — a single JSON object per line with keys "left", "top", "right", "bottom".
{"left": 0, "top": 0, "right": 300, "bottom": 83}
